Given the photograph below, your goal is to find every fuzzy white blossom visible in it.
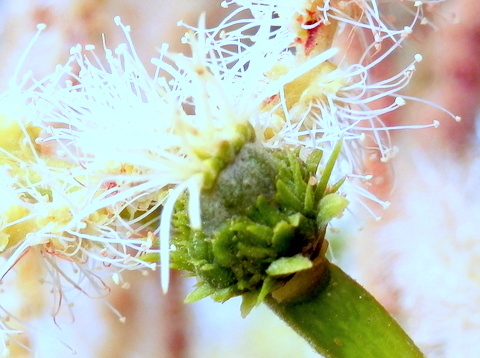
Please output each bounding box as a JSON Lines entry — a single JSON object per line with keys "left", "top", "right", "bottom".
{"left": 3, "top": 0, "right": 452, "bottom": 296}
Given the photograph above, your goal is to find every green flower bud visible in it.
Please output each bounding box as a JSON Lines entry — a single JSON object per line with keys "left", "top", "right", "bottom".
{"left": 168, "top": 139, "right": 347, "bottom": 315}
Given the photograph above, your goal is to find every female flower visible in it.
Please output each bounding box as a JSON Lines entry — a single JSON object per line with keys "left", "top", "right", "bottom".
{"left": 0, "top": 0, "right": 458, "bottom": 356}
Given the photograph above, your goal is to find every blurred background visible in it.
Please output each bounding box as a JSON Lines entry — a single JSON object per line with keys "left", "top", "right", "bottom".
{"left": 0, "top": 0, "right": 479, "bottom": 357}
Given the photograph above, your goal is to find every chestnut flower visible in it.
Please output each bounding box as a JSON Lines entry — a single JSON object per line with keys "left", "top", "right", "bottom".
{"left": 0, "top": 0, "right": 457, "bottom": 354}
{"left": 2, "top": 0, "right": 451, "bottom": 295}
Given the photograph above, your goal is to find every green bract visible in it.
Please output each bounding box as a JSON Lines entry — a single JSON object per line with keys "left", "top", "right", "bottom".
{"left": 168, "top": 137, "right": 348, "bottom": 316}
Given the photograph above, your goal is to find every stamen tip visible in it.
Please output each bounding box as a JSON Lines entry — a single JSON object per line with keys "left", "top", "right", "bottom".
{"left": 161, "top": 264, "right": 170, "bottom": 293}
{"left": 162, "top": 279, "right": 169, "bottom": 294}
{"left": 414, "top": 54, "right": 423, "bottom": 62}
{"left": 395, "top": 97, "right": 406, "bottom": 106}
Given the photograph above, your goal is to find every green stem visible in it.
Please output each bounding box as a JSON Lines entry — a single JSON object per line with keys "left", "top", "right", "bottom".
{"left": 265, "top": 261, "right": 424, "bottom": 358}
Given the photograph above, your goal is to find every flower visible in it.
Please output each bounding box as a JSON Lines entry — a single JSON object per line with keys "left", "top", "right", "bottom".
{"left": 2, "top": 0, "right": 455, "bottom": 294}
{"left": 0, "top": 0, "right": 459, "bottom": 353}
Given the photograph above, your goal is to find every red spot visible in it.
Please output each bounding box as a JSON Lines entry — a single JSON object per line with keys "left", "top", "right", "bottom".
{"left": 263, "top": 94, "right": 280, "bottom": 106}
{"left": 104, "top": 181, "right": 117, "bottom": 190}
{"left": 305, "top": 21, "right": 323, "bottom": 56}
{"left": 294, "top": 9, "right": 323, "bottom": 55}
{"left": 103, "top": 181, "right": 119, "bottom": 196}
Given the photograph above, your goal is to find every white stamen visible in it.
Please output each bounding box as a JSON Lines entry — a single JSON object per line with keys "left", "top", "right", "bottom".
{"left": 395, "top": 97, "right": 406, "bottom": 106}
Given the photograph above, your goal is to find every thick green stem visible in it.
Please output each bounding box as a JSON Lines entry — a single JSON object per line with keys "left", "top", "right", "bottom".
{"left": 266, "top": 261, "right": 424, "bottom": 358}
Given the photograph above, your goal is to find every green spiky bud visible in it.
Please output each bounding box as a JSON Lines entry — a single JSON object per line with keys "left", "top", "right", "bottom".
{"left": 169, "top": 139, "right": 347, "bottom": 316}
